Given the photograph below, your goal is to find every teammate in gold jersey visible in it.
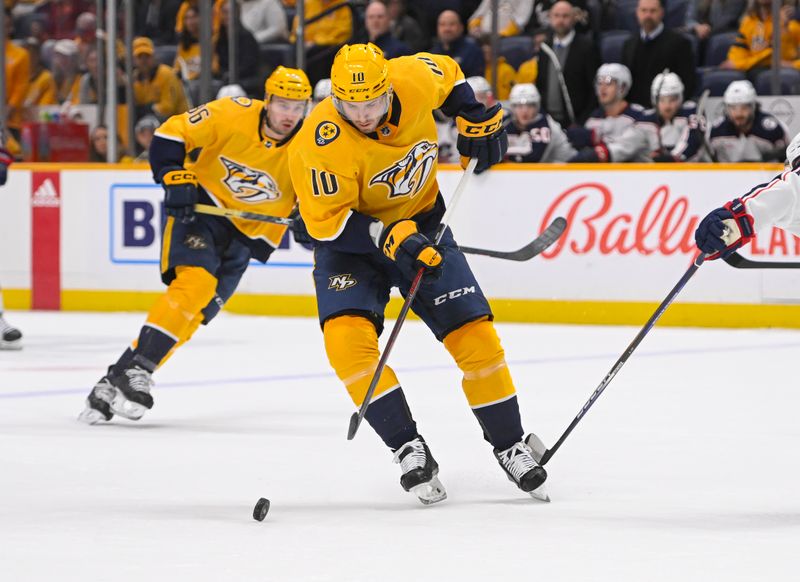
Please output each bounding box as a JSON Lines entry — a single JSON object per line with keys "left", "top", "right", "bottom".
{"left": 78, "top": 67, "right": 311, "bottom": 425}
{"left": 287, "top": 44, "right": 548, "bottom": 504}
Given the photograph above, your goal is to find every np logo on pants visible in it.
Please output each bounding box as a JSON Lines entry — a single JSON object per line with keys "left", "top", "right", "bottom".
{"left": 329, "top": 274, "right": 357, "bottom": 291}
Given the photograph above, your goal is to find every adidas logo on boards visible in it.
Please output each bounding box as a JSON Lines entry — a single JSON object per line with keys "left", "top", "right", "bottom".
{"left": 32, "top": 178, "right": 60, "bottom": 208}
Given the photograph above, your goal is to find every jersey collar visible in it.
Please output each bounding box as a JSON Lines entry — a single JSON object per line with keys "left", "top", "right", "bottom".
{"left": 364, "top": 92, "right": 403, "bottom": 140}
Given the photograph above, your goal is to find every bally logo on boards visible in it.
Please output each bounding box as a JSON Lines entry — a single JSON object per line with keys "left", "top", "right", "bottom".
{"left": 32, "top": 178, "right": 60, "bottom": 207}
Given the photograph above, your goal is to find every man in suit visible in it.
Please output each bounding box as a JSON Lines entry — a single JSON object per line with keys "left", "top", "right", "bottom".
{"left": 535, "top": 0, "right": 599, "bottom": 127}
{"left": 621, "top": 0, "right": 696, "bottom": 107}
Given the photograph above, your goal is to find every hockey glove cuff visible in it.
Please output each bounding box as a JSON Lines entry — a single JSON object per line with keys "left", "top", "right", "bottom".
{"left": 379, "top": 220, "right": 443, "bottom": 283}
{"left": 456, "top": 103, "right": 508, "bottom": 174}
{"left": 694, "top": 198, "right": 756, "bottom": 259}
{"left": 161, "top": 167, "right": 199, "bottom": 224}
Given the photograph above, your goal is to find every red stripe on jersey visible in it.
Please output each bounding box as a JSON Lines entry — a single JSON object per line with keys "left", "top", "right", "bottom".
{"left": 31, "top": 171, "right": 61, "bottom": 310}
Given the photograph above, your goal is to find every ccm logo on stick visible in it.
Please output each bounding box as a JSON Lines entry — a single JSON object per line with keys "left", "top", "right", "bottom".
{"left": 434, "top": 286, "right": 475, "bottom": 305}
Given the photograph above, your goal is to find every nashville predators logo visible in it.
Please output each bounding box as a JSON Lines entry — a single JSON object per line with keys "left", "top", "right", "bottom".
{"left": 369, "top": 141, "right": 438, "bottom": 199}
{"left": 328, "top": 274, "right": 357, "bottom": 291}
{"left": 219, "top": 156, "right": 281, "bottom": 203}
{"left": 315, "top": 121, "right": 340, "bottom": 146}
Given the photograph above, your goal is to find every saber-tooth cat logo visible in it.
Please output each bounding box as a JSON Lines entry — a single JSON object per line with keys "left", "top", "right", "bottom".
{"left": 328, "top": 274, "right": 357, "bottom": 291}
{"left": 369, "top": 141, "right": 438, "bottom": 199}
{"left": 220, "top": 156, "right": 281, "bottom": 203}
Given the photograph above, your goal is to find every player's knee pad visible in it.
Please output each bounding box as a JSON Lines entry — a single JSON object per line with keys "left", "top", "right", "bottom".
{"left": 443, "top": 318, "right": 516, "bottom": 408}
{"left": 146, "top": 266, "right": 218, "bottom": 337}
{"left": 323, "top": 315, "right": 400, "bottom": 406}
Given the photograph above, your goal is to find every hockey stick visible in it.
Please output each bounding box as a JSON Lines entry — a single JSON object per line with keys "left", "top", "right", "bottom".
{"left": 538, "top": 42, "right": 575, "bottom": 126}
{"left": 696, "top": 89, "right": 719, "bottom": 163}
{"left": 458, "top": 216, "right": 567, "bottom": 261}
{"left": 530, "top": 253, "right": 708, "bottom": 466}
{"left": 194, "top": 203, "right": 294, "bottom": 225}
{"left": 724, "top": 251, "right": 800, "bottom": 269}
{"left": 197, "top": 203, "right": 565, "bottom": 261}
{"left": 347, "top": 158, "right": 478, "bottom": 440}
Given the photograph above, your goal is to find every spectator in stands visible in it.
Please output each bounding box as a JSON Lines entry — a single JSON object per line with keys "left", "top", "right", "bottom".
{"left": 135, "top": 0, "right": 183, "bottom": 45}
{"left": 133, "top": 36, "right": 189, "bottom": 119}
{"left": 363, "top": 0, "right": 411, "bottom": 58}
{"left": 529, "top": 0, "right": 592, "bottom": 39}
{"left": 531, "top": 0, "right": 599, "bottom": 128}
{"left": 430, "top": 9, "right": 484, "bottom": 78}
{"left": 478, "top": 35, "right": 515, "bottom": 100}
{"left": 387, "top": 0, "right": 427, "bottom": 52}
{"left": 686, "top": 0, "right": 747, "bottom": 42}
{"left": 725, "top": 0, "right": 800, "bottom": 79}
{"left": 34, "top": 0, "right": 95, "bottom": 41}
{"left": 4, "top": 8, "right": 30, "bottom": 141}
{"left": 73, "top": 12, "right": 96, "bottom": 71}
{"left": 88, "top": 125, "right": 134, "bottom": 163}
{"left": 567, "top": 63, "right": 650, "bottom": 162}
{"left": 71, "top": 44, "right": 100, "bottom": 104}
{"left": 175, "top": 0, "right": 221, "bottom": 38}
{"left": 506, "top": 83, "right": 576, "bottom": 162}
{"left": 24, "top": 37, "right": 57, "bottom": 109}
{"left": 622, "top": 0, "right": 696, "bottom": 108}
{"left": 52, "top": 38, "right": 80, "bottom": 103}
{"left": 240, "top": 0, "right": 288, "bottom": 43}
{"left": 468, "top": 0, "right": 533, "bottom": 37}
{"left": 134, "top": 115, "right": 160, "bottom": 162}
{"left": 291, "top": 0, "right": 353, "bottom": 83}
{"left": 175, "top": 4, "right": 219, "bottom": 81}
{"left": 708, "top": 79, "right": 788, "bottom": 161}
{"left": 216, "top": 0, "right": 261, "bottom": 88}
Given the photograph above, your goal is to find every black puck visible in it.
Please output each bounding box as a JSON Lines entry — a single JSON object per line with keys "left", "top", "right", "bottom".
{"left": 253, "top": 497, "right": 270, "bottom": 521}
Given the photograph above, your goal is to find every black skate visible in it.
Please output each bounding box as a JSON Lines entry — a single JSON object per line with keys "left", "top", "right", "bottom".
{"left": 77, "top": 373, "right": 116, "bottom": 424}
{"left": 393, "top": 436, "right": 447, "bottom": 505}
{"left": 494, "top": 436, "right": 550, "bottom": 502}
{"left": 0, "top": 317, "right": 22, "bottom": 350}
{"left": 105, "top": 364, "right": 155, "bottom": 420}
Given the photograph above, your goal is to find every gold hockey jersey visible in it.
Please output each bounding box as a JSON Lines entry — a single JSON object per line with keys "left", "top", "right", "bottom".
{"left": 287, "top": 53, "right": 465, "bottom": 242}
{"left": 155, "top": 96, "right": 297, "bottom": 248}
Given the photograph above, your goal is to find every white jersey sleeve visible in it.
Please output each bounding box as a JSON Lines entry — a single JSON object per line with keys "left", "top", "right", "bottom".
{"left": 743, "top": 168, "right": 800, "bottom": 237}
{"left": 606, "top": 123, "right": 650, "bottom": 162}
{"left": 541, "top": 115, "right": 577, "bottom": 162}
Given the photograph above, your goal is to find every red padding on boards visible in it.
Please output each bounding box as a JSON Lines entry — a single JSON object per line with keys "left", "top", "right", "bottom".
{"left": 31, "top": 171, "right": 61, "bottom": 310}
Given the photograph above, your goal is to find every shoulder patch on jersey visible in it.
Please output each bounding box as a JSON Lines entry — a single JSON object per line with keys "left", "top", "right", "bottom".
{"left": 761, "top": 115, "right": 778, "bottom": 131}
{"left": 230, "top": 96, "right": 252, "bottom": 107}
{"left": 315, "top": 121, "right": 340, "bottom": 146}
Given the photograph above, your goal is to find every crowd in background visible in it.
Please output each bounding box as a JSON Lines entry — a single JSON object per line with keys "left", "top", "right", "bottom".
{"left": 4, "top": 0, "right": 800, "bottom": 162}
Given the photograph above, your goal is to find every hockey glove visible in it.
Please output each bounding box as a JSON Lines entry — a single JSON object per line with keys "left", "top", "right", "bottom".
{"left": 455, "top": 103, "right": 508, "bottom": 174}
{"left": 289, "top": 207, "right": 314, "bottom": 246}
{"left": 652, "top": 151, "right": 678, "bottom": 163}
{"left": 379, "top": 220, "right": 443, "bottom": 283}
{"left": 568, "top": 144, "right": 610, "bottom": 163}
{"left": 566, "top": 127, "right": 596, "bottom": 150}
{"left": 694, "top": 198, "right": 755, "bottom": 259}
{"left": 161, "top": 167, "right": 198, "bottom": 224}
{"left": 0, "top": 147, "right": 12, "bottom": 186}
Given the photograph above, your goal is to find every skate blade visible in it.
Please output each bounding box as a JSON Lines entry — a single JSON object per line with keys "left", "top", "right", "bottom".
{"left": 77, "top": 407, "right": 108, "bottom": 425}
{"left": 528, "top": 483, "right": 551, "bottom": 503}
{"left": 109, "top": 393, "right": 147, "bottom": 421}
{"left": 411, "top": 476, "right": 447, "bottom": 506}
{"left": 0, "top": 340, "right": 23, "bottom": 351}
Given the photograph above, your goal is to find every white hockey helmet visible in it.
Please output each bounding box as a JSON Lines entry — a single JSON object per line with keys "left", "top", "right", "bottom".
{"left": 216, "top": 84, "right": 247, "bottom": 99}
{"left": 466, "top": 75, "right": 492, "bottom": 96}
{"left": 650, "top": 72, "right": 684, "bottom": 106}
{"left": 723, "top": 80, "right": 757, "bottom": 107}
{"left": 314, "top": 78, "right": 332, "bottom": 102}
{"left": 786, "top": 132, "right": 800, "bottom": 169}
{"left": 595, "top": 63, "right": 632, "bottom": 99}
{"left": 509, "top": 83, "right": 541, "bottom": 106}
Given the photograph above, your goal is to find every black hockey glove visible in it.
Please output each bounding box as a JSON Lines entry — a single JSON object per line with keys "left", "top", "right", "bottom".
{"left": 568, "top": 144, "right": 610, "bottom": 163}
{"left": 695, "top": 198, "right": 755, "bottom": 260}
{"left": 160, "top": 167, "right": 198, "bottom": 224}
{"left": 566, "top": 127, "right": 596, "bottom": 150}
{"left": 455, "top": 103, "right": 507, "bottom": 174}
{"left": 0, "top": 147, "right": 12, "bottom": 186}
{"left": 652, "top": 151, "right": 678, "bottom": 163}
{"left": 379, "top": 220, "right": 443, "bottom": 284}
{"left": 289, "top": 207, "right": 314, "bottom": 246}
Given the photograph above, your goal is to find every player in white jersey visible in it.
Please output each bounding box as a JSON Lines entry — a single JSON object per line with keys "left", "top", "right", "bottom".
{"left": 696, "top": 132, "right": 800, "bottom": 259}
{"left": 505, "top": 83, "right": 575, "bottom": 163}
{"left": 566, "top": 63, "right": 650, "bottom": 163}
{"left": 639, "top": 72, "right": 706, "bottom": 163}
{"left": 0, "top": 146, "right": 22, "bottom": 350}
{"left": 707, "top": 80, "right": 788, "bottom": 163}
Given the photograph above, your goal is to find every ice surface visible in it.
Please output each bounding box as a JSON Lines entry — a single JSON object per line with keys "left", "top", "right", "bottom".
{"left": 2, "top": 311, "right": 799, "bottom": 581}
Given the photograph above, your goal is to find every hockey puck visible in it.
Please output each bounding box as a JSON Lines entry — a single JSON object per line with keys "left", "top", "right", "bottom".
{"left": 253, "top": 497, "right": 270, "bottom": 521}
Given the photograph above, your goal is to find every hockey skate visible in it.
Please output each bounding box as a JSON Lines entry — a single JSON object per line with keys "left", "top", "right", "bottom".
{"left": 393, "top": 436, "right": 447, "bottom": 505}
{"left": 494, "top": 436, "right": 550, "bottom": 502}
{"left": 77, "top": 372, "right": 116, "bottom": 425}
{"left": 0, "top": 317, "right": 22, "bottom": 350}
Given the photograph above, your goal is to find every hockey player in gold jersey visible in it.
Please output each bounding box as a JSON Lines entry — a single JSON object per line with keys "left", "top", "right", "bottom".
{"left": 79, "top": 67, "right": 311, "bottom": 424}
{"left": 287, "top": 44, "right": 548, "bottom": 503}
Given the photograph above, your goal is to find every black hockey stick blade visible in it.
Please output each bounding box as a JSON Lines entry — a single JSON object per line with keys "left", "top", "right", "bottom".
{"left": 459, "top": 217, "right": 568, "bottom": 261}
{"left": 723, "top": 251, "right": 800, "bottom": 269}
